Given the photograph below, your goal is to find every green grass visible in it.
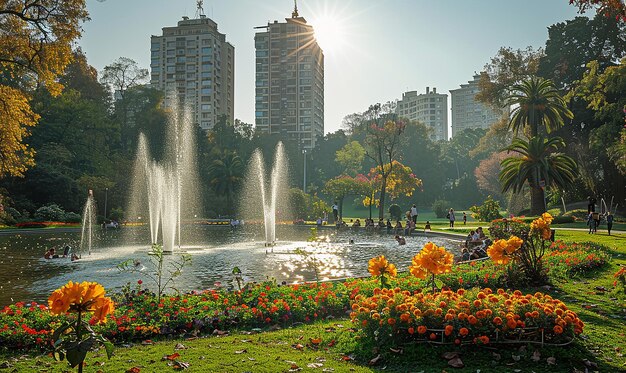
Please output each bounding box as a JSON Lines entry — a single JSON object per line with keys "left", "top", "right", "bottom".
{"left": 1, "top": 229, "right": 625, "bottom": 372}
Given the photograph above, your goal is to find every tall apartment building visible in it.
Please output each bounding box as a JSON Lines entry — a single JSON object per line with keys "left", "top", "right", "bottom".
{"left": 396, "top": 87, "right": 448, "bottom": 141}
{"left": 150, "top": 14, "right": 234, "bottom": 130}
{"left": 254, "top": 5, "right": 324, "bottom": 150}
{"left": 450, "top": 74, "right": 507, "bottom": 137}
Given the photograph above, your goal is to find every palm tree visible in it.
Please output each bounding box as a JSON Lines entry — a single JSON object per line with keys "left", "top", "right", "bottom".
{"left": 507, "top": 76, "right": 573, "bottom": 137}
{"left": 500, "top": 136, "right": 577, "bottom": 215}
{"left": 207, "top": 151, "right": 244, "bottom": 214}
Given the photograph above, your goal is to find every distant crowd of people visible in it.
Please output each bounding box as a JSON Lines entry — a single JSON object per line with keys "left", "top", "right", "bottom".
{"left": 44, "top": 245, "right": 79, "bottom": 261}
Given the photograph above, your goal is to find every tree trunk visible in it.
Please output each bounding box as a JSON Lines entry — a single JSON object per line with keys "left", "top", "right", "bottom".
{"left": 378, "top": 177, "right": 387, "bottom": 220}
{"left": 530, "top": 185, "right": 545, "bottom": 215}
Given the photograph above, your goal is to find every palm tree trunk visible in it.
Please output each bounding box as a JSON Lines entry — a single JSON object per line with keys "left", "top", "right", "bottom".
{"left": 530, "top": 185, "right": 545, "bottom": 215}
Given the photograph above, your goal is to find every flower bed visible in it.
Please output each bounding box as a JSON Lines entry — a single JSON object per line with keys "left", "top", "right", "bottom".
{"left": 15, "top": 221, "right": 80, "bottom": 228}
{"left": 543, "top": 240, "right": 611, "bottom": 278}
{"left": 349, "top": 287, "right": 583, "bottom": 347}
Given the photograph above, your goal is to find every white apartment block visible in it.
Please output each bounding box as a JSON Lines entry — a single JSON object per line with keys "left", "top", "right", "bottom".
{"left": 450, "top": 74, "right": 507, "bottom": 137}
{"left": 254, "top": 6, "right": 324, "bottom": 150}
{"left": 150, "top": 15, "right": 234, "bottom": 130}
{"left": 396, "top": 87, "right": 448, "bottom": 141}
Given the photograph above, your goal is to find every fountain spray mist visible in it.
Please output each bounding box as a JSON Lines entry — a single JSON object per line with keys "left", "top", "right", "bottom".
{"left": 80, "top": 190, "right": 97, "bottom": 256}
{"left": 126, "top": 105, "right": 201, "bottom": 252}
{"left": 241, "top": 142, "right": 289, "bottom": 246}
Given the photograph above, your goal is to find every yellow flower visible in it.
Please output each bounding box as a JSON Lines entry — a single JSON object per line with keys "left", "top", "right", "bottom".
{"left": 409, "top": 242, "right": 454, "bottom": 277}
{"left": 61, "top": 281, "right": 85, "bottom": 306}
{"left": 507, "top": 236, "right": 523, "bottom": 252}
{"left": 92, "top": 297, "right": 114, "bottom": 323}
{"left": 368, "top": 255, "right": 396, "bottom": 278}
{"left": 82, "top": 282, "right": 105, "bottom": 305}
{"left": 48, "top": 289, "right": 70, "bottom": 315}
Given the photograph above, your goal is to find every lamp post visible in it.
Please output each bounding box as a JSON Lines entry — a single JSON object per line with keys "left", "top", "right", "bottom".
{"left": 104, "top": 187, "right": 108, "bottom": 221}
{"left": 302, "top": 149, "right": 307, "bottom": 193}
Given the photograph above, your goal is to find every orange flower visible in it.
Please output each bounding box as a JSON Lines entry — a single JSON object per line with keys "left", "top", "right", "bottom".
{"left": 478, "top": 335, "right": 489, "bottom": 344}
{"left": 506, "top": 318, "right": 517, "bottom": 329}
{"left": 429, "top": 332, "right": 437, "bottom": 340}
{"left": 417, "top": 325, "right": 427, "bottom": 334}
{"left": 368, "top": 255, "right": 397, "bottom": 278}
{"left": 409, "top": 242, "right": 454, "bottom": 278}
{"left": 459, "top": 327, "right": 469, "bottom": 337}
{"left": 48, "top": 289, "right": 70, "bottom": 315}
{"left": 387, "top": 318, "right": 396, "bottom": 326}
{"left": 468, "top": 315, "right": 478, "bottom": 325}
{"left": 493, "top": 317, "right": 503, "bottom": 325}
{"left": 92, "top": 297, "right": 114, "bottom": 323}
{"left": 444, "top": 325, "right": 454, "bottom": 336}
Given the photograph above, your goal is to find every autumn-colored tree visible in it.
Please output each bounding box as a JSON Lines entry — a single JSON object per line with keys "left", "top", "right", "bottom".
{"left": 0, "top": 0, "right": 89, "bottom": 177}
{"left": 364, "top": 120, "right": 405, "bottom": 220}
{"left": 475, "top": 152, "right": 509, "bottom": 200}
{"left": 363, "top": 161, "right": 422, "bottom": 218}
{"left": 569, "top": 0, "right": 626, "bottom": 21}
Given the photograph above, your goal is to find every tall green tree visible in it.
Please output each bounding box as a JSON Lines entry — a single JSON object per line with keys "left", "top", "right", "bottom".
{"left": 335, "top": 141, "right": 365, "bottom": 176}
{"left": 207, "top": 151, "right": 245, "bottom": 215}
{"left": 500, "top": 136, "right": 577, "bottom": 215}
{"left": 507, "top": 76, "right": 573, "bottom": 137}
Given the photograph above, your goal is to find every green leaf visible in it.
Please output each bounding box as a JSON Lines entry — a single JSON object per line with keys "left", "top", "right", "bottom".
{"left": 53, "top": 351, "right": 65, "bottom": 362}
{"left": 232, "top": 266, "right": 241, "bottom": 274}
{"left": 52, "top": 322, "right": 72, "bottom": 342}
{"left": 65, "top": 348, "right": 87, "bottom": 368}
{"left": 102, "top": 340, "right": 114, "bottom": 359}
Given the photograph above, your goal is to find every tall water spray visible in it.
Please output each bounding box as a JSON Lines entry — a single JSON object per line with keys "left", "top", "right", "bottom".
{"left": 127, "top": 107, "right": 200, "bottom": 252}
{"left": 241, "top": 142, "right": 289, "bottom": 246}
{"left": 80, "top": 190, "right": 97, "bottom": 256}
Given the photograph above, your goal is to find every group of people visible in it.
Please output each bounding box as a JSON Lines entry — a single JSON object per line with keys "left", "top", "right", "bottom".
{"left": 460, "top": 227, "right": 492, "bottom": 262}
{"left": 587, "top": 211, "right": 614, "bottom": 235}
{"left": 44, "top": 245, "right": 79, "bottom": 261}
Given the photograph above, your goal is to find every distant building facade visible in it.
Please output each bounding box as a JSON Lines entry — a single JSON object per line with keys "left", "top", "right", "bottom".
{"left": 396, "top": 87, "right": 448, "bottom": 141}
{"left": 254, "top": 5, "right": 324, "bottom": 150}
{"left": 450, "top": 74, "right": 507, "bottom": 137}
{"left": 150, "top": 15, "right": 234, "bottom": 130}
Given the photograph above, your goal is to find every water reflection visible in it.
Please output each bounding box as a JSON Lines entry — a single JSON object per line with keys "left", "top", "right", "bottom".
{"left": 0, "top": 226, "right": 457, "bottom": 306}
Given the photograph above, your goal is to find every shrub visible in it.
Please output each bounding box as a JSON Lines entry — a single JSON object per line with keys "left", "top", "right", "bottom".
{"left": 469, "top": 196, "right": 502, "bottom": 222}
{"left": 550, "top": 215, "right": 574, "bottom": 224}
{"left": 432, "top": 199, "right": 450, "bottom": 218}
{"left": 544, "top": 241, "right": 611, "bottom": 278}
{"left": 109, "top": 207, "right": 125, "bottom": 222}
{"left": 388, "top": 204, "right": 402, "bottom": 220}
{"left": 488, "top": 218, "right": 529, "bottom": 240}
{"left": 563, "top": 209, "right": 589, "bottom": 221}
{"left": 34, "top": 204, "right": 66, "bottom": 222}
{"left": 63, "top": 212, "right": 81, "bottom": 223}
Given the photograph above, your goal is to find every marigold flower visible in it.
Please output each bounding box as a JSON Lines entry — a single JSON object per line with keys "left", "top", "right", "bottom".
{"left": 368, "top": 255, "right": 397, "bottom": 278}
{"left": 459, "top": 327, "right": 469, "bottom": 337}
{"left": 417, "top": 325, "right": 427, "bottom": 334}
{"left": 553, "top": 325, "right": 563, "bottom": 335}
{"left": 409, "top": 242, "right": 454, "bottom": 278}
{"left": 444, "top": 325, "right": 454, "bottom": 336}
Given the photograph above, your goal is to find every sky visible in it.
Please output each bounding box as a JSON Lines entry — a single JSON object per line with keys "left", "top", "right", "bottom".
{"left": 80, "top": 0, "right": 582, "bottom": 135}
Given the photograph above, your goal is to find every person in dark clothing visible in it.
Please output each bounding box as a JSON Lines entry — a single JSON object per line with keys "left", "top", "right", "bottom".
{"left": 587, "top": 196, "right": 597, "bottom": 213}
{"left": 606, "top": 212, "right": 614, "bottom": 235}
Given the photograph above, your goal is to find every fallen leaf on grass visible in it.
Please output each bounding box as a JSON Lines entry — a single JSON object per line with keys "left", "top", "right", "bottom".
{"left": 341, "top": 355, "right": 354, "bottom": 361}
{"left": 492, "top": 352, "right": 501, "bottom": 361}
{"left": 162, "top": 353, "right": 180, "bottom": 361}
{"left": 141, "top": 340, "right": 153, "bottom": 345}
{"left": 288, "top": 363, "right": 301, "bottom": 371}
{"left": 173, "top": 361, "right": 190, "bottom": 370}
{"left": 368, "top": 354, "right": 382, "bottom": 366}
{"left": 234, "top": 349, "right": 247, "bottom": 354}
{"left": 212, "top": 329, "right": 228, "bottom": 336}
{"left": 442, "top": 352, "right": 459, "bottom": 360}
{"left": 174, "top": 343, "right": 187, "bottom": 350}
{"left": 546, "top": 357, "right": 556, "bottom": 365}
{"left": 240, "top": 339, "right": 251, "bottom": 343}
{"left": 511, "top": 354, "right": 521, "bottom": 361}
{"left": 125, "top": 367, "right": 141, "bottom": 373}
{"left": 448, "top": 357, "right": 464, "bottom": 368}
{"left": 328, "top": 340, "right": 336, "bottom": 347}
{"left": 310, "top": 338, "right": 322, "bottom": 345}
{"left": 292, "top": 344, "right": 304, "bottom": 350}
{"left": 325, "top": 327, "right": 336, "bottom": 332}
{"left": 531, "top": 350, "right": 541, "bottom": 362}
{"left": 307, "top": 363, "right": 324, "bottom": 368}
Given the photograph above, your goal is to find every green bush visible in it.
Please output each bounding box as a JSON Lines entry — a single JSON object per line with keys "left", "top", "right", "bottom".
{"left": 64, "top": 212, "right": 82, "bottom": 223}
{"left": 109, "top": 207, "right": 125, "bottom": 222}
{"left": 34, "top": 204, "right": 66, "bottom": 222}
{"left": 563, "top": 209, "right": 589, "bottom": 221}
{"left": 469, "top": 196, "right": 502, "bottom": 222}
{"left": 388, "top": 204, "right": 402, "bottom": 220}
{"left": 551, "top": 215, "right": 575, "bottom": 224}
{"left": 431, "top": 199, "right": 450, "bottom": 218}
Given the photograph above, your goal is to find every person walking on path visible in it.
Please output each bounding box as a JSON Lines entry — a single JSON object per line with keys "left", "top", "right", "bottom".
{"left": 463, "top": 212, "right": 467, "bottom": 225}
{"left": 587, "top": 212, "right": 595, "bottom": 234}
{"left": 447, "top": 208, "right": 456, "bottom": 228}
{"left": 331, "top": 202, "right": 339, "bottom": 222}
{"left": 410, "top": 204, "right": 418, "bottom": 224}
{"left": 606, "top": 212, "right": 614, "bottom": 235}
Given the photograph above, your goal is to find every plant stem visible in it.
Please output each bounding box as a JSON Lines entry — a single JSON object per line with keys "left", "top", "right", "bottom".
{"left": 76, "top": 310, "right": 83, "bottom": 373}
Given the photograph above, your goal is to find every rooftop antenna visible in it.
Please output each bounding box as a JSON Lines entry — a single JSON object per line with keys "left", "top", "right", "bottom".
{"left": 292, "top": 0, "right": 299, "bottom": 18}
{"left": 196, "top": 0, "right": 205, "bottom": 18}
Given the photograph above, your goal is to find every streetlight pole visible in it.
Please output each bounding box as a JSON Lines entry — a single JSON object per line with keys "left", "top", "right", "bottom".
{"left": 104, "top": 187, "right": 108, "bottom": 221}
{"left": 302, "top": 149, "right": 307, "bottom": 193}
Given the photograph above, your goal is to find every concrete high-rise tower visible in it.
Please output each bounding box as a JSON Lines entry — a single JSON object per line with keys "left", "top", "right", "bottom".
{"left": 254, "top": 2, "right": 324, "bottom": 150}
{"left": 150, "top": 5, "right": 234, "bottom": 130}
{"left": 396, "top": 87, "right": 448, "bottom": 141}
{"left": 450, "top": 74, "right": 508, "bottom": 137}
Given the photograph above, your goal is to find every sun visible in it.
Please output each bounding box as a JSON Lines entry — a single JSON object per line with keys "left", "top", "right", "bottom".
{"left": 311, "top": 13, "right": 348, "bottom": 54}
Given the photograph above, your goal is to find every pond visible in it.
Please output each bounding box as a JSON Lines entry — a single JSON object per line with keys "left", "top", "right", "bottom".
{"left": 0, "top": 225, "right": 458, "bottom": 306}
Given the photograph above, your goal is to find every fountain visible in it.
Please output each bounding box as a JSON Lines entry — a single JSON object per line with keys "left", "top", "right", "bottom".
{"left": 127, "top": 107, "right": 200, "bottom": 253}
{"left": 80, "top": 189, "right": 97, "bottom": 256}
{"left": 241, "top": 142, "right": 290, "bottom": 247}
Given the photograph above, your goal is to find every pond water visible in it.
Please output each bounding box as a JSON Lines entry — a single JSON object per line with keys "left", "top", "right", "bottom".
{"left": 0, "top": 225, "right": 458, "bottom": 306}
